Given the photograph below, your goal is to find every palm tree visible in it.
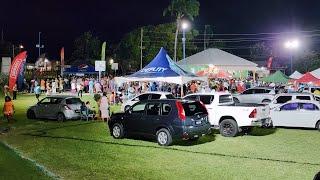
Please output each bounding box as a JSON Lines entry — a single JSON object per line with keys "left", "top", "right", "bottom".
{"left": 163, "top": 0, "right": 200, "bottom": 61}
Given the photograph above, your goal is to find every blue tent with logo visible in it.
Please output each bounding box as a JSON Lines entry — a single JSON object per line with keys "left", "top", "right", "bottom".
{"left": 116, "top": 47, "right": 205, "bottom": 84}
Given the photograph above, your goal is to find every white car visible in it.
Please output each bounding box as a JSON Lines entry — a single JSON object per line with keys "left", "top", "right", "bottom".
{"left": 233, "top": 87, "right": 276, "bottom": 104}
{"left": 270, "top": 100, "right": 320, "bottom": 130}
{"left": 269, "top": 93, "right": 315, "bottom": 109}
{"left": 183, "top": 92, "right": 271, "bottom": 137}
{"left": 121, "top": 92, "right": 175, "bottom": 112}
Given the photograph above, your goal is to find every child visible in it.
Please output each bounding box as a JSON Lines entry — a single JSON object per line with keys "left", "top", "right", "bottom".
{"left": 3, "top": 96, "right": 14, "bottom": 123}
{"left": 34, "top": 84, "right": 41, "bottom": 101}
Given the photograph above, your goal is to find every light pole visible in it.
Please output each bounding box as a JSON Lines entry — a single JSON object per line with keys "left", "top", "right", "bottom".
{"left": 36, "top": 32, "right": 44, "bottom": 58}
{"left": 181, "top": 21, "right": 190, "bottom": 66}
{"left": 284, "top": 39, "right": 299, "bottom": 74}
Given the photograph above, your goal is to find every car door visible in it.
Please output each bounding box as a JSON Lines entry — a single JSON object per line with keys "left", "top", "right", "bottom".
{"left": 141, "top": 102, "right": 162, "bottom": 135}
{"left": 297, "top": 103, "right": 320, "bottom": 128}
{"left": 239, "top": 89, "right": 254, "bottom": 103}
{"left": 36, "top": 97, "right": 51, "bottom": 118}
{"left": 47, "top": 97, "right": 63, "bottom": 118}
{"left": 271, "top": 102, "right": 299, "bottom": 127}
{"left": 126, "top": 102, "right": 147, "bottom": 134}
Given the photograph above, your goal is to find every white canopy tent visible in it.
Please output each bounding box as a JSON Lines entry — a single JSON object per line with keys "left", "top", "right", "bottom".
{"left": 311, "top": 68, "right": 320, "bottom": 79}
{"left": 289, "top": 71, "right": 303, "bottom": 79}
{"left": 177, "top": 48, "right": 258, "bottom": 71}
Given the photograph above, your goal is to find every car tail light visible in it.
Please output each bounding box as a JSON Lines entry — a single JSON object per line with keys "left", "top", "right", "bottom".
{"left": 249, "top": 108, "right": 257, "bottom": 118}
{"left": 176, "top": 101, "right": 186, "bottom": 121}
{"left": 64, "top": 105, "right": 72, "bottom": 110}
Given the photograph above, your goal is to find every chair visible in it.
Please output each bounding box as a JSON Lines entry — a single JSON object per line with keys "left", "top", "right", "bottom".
{"left": 80, "top": 106, "right": 95, "bottom": 121}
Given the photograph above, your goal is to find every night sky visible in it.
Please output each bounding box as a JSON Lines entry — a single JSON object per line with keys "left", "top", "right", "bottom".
{"left": 1, "top": 0, "right": 320, "bottom": 61}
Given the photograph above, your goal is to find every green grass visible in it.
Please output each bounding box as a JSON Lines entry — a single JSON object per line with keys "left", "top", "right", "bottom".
{"left": 0, "top": 94, "right": 320, "bottom": 179}
{"left": 0, "top": 142, "right": 51, "bottom": 180}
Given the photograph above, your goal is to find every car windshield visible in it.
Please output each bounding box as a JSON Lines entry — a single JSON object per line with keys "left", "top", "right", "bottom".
{"left": 182, "top": 101, "right": 207, "bottom": 116}
{"left": 165, "top": 94, "right": 176, "bottom": 99}
{"left": 219, "top": 95, "right": 233, "bottom": 103}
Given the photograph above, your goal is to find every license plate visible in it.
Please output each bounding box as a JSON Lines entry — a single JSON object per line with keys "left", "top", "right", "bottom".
{"left": 195, "top": 121, "right": 202, "bottom": 125}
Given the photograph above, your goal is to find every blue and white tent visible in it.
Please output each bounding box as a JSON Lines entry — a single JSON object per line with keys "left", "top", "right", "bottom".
{"left": 117, "top": 48, "right": 205, "bottom": 84}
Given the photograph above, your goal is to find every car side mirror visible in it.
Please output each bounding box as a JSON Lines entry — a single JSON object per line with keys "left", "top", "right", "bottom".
{"left": 274, "top": 107, "right": 280, "bottom": 111}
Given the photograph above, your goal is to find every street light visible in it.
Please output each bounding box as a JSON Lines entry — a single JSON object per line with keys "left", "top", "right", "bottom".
{"left": 284, "top": 39, "right": 299, "bottom": 74}
{"left": 181, "top": 21, "right": 190, "bottom": 66}
{"left": 19, "top": 44, "right": 24, "bottom": 49}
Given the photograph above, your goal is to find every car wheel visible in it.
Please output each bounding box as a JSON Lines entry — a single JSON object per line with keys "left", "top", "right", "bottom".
{"left": 316, "top": 121, "right": 320, "bottom": 131}
{"left": 233, "top": 98, "right": 240, "bottom": 103}
{"left": 156, "top": 128, "right": 172, "bottom": 146}
{"left": 57, "top": 113, "right": 65, "bottom": 122}
{"left": 262, "top": 99, "right": 271, "bottom": 103}
{"left": 27, "top": 110, "right": 36, "bottom": 119}
{"left": 124, "top": 105, "right": 130, "bottom": 111}
{"left": 219, "top": 119, "right": 239, "bottom": 137}
{"left": 262, "top": 120, "right": 273, "bottom": 128}
{"left": 112, "top": 123, "right": 124, "bottom": 139}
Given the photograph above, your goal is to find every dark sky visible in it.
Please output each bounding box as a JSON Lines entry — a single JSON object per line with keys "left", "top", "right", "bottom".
{"left": 1, "top": 0, "right": 320, "bottom": 61}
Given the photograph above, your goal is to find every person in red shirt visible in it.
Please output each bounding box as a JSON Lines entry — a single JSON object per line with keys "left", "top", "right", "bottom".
{"left": 3, "top": 96, "right": 14, "bottom": 123}
{"left": 190, "top": 82, "right": 197, "bottom": 93}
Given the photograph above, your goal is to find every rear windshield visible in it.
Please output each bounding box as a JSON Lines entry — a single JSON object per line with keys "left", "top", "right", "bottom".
{"left": 182, "top": 101, "right": 207, "bottom": 116}
{"left": 66, "top": 98, "right": 82, "bottom": 104}
{"left": 165, "top": 94, "right": 176, "bottom": 99}
{"left": 219, "top": 95, "right": 233, "bottom": 103}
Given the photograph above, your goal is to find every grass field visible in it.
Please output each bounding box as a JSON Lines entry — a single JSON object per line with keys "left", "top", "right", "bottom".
{"left": 0, "top": 94, "right": 319, "bottom": 179}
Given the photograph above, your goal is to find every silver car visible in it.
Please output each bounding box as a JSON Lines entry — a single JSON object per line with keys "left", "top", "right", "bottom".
{"left": 27, "top": 96, "right": 82, "bottom": 121}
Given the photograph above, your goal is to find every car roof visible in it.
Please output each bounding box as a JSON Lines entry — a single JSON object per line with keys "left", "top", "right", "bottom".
{"left": 249, "top": 87, "right": 274, "bottom": 90}
{"left": 139, "top": 99, "right": 196, "bottom": 103}
{"left": 275, "top": 92, "right": 313, "bottom": 96}
{"left": 183, "top": 92, "right": 231, "bottom": 96}
{"left": 46, "top": 95, "right": 79, "bottom": 99}
{"left": 141, "top": 91, "right": 172, "bottom": 95}
{"left": 285, "top": 99, "right": 319, "bottom": 104}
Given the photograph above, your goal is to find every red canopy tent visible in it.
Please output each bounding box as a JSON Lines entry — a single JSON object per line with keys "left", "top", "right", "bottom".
{"left": 196, "top": 69, "right": 232, "bottom": 79}
{"left": 296, "top": 72, "right": 320, "bottom": 84}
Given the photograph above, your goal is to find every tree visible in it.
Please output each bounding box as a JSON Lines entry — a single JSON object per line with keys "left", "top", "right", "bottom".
{"left": 293, "top": 50, "right": 320, "bottom": 73}
{"left": 71, "top": 31, "right": 101, "bottom": 64}
{"left": 163, "top": 0, "right": 200, "bottom": 61}
{"left": 249, "top": 42, "right": 273, "bottom": 61}
{"left": 116, "top": 23, "right": 198, "bottom": 73}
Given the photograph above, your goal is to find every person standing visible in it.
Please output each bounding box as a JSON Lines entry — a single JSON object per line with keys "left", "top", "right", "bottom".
{"left": 3, "top": 85, "right": 10, "bottom": 97}
{"left": 34, "top": 84, "right": 41, "bottom": 101}
{"left": 89, "top": 78, "right": 94, "bottom": 95}
{"left": 71, "top": 78, "right": 76, "bottom": 94}
{"left": 12, "top": 83, "right": 18, "bottom": 100}
{"left": 3, "top": 96, "right": 14, "bottom": 123}
{"left": 59, "top": 77, "right": 64, "bottom": 93}
{"left": 77, "top": 80, "right": 83, "bottom": 97}
{"left": 52, "top": 79, "right": 57, "bottom": 94}
{"left": 99, "top": 92, "right": 110, "bottom": 122}
{"left": 40, "top": 79, "right": 46, "bottom": 93}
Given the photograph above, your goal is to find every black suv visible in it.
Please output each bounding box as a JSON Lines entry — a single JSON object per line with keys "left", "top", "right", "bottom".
{"left": 108, "top": 99, "right": 211, "bottom": 146}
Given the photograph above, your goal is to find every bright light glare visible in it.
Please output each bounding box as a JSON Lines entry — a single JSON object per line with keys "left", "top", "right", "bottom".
{"left": 181, "top": 21, "right": 189, "bottom": 30}
{"left": 109, "top": 58, "right": 114, "bottom": 64}
{"left": 19, "top": 45, "right": 24, "bottom": 49}
{"left": 284, "top": 39, "right": 299, "bottom": 49}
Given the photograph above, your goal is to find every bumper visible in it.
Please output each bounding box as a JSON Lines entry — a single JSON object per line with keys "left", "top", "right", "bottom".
{"left": 63, "top": 110, "right": 81, "bottom": 120}
{"left": 251, "top": 118, "right": 272, "bottom": 127}
{"left": 180, "top": 123, "right": 212, "bottom": 139}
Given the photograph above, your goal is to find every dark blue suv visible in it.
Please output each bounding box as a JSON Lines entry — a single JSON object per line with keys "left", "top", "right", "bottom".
{"left": 108, "top": 99, "right": 211, "bottom": 146}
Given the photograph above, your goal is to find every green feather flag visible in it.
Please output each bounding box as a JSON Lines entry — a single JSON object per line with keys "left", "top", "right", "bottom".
{"left": 101, "top": 42, "right": 106, "bottom": 61}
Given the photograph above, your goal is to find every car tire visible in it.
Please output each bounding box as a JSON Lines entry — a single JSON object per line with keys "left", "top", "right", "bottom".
{"left": 233, "top": 98, "right": 240, "bottom": 103}
{"left": 111, "top": 123, "right": 124, "bottom": 139}
{"left": 262, "top": 120, "right": 273, "bottom": 128}
{"left": 316, "top": 121, "right": 320, "bottom": 131}
{"left": 57, "top": 113, "right": 65, "bottom": 122}
{"left": 219, "top": 119, "right": 239, "bottom": 137}
{"left": 156, "top": 128, "right": 172, "bottom": 146}
{"left": 27, "top": 110, "right": 36, "bottom": 119}
{"left": 262, "top": 99, "right": 271, "bottom": 103}
{"left": 124, "top": 105, "right": 131, "bottom": 111}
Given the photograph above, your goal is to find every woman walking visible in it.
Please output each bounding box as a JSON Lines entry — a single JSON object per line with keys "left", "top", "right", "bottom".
{"left": 99, "top": 92, "right": 110, "bottom": 122}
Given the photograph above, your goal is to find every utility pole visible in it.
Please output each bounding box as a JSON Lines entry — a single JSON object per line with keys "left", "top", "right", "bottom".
{"left": 36, "top": 32, "right": 44, "bottom": 58}
{"left": 204, "top": 25, "right": 210, "bottom": 50}
{"left": 140, "top": 28, "right": 143, "bottom": 70}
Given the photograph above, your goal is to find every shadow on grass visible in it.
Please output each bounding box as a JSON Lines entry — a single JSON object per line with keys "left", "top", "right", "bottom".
{"left": 247, "top": 127, "right": 278, "bottom": 136}
{"left": 21, "top": 132, "right": 320, "bottom": 167}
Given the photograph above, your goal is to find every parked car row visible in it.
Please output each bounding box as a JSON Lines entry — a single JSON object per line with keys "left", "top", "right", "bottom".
{"left": 113, "top": 90, "right": 320, "bottom": 146}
